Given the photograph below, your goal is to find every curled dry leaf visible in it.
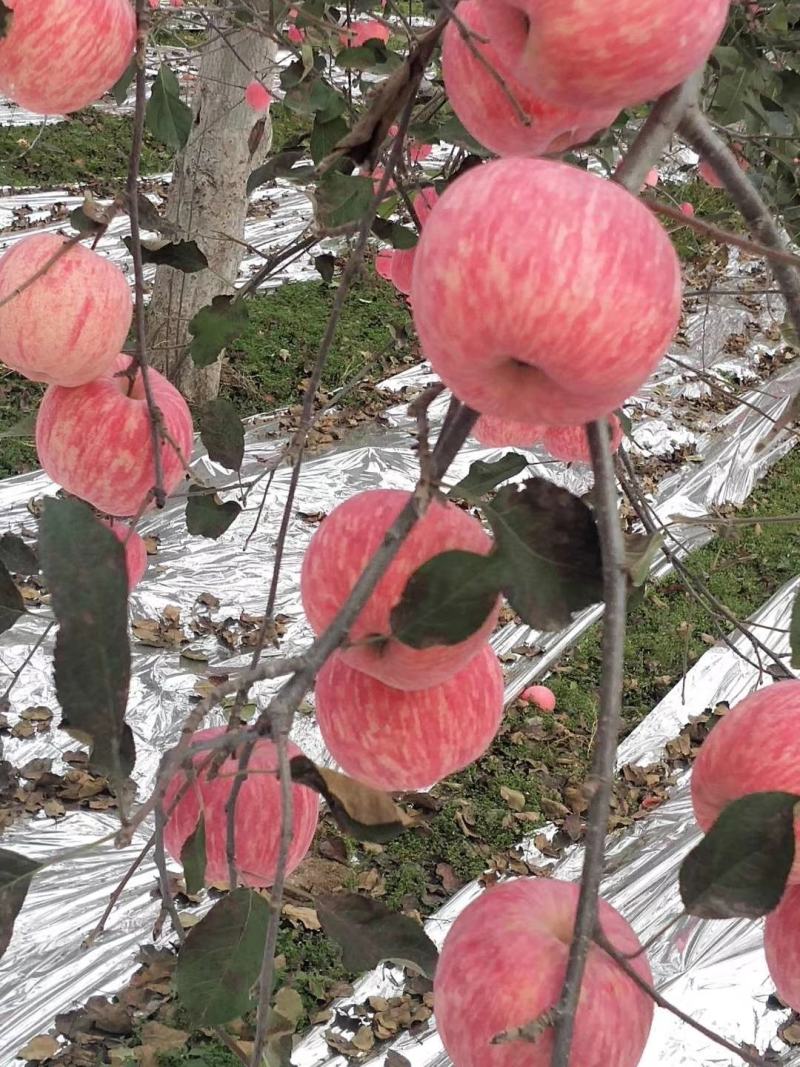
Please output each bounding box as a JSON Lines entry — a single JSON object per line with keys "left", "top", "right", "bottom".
{"left": 290, "top": 756, "right": 409, "bottom": 843}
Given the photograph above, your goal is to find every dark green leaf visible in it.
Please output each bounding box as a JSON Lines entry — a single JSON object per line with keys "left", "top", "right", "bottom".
{"left": 0, "top": 2, "right": 10, "bottom": 37}
{"left": 181, "top": 816, "right": 207, "bottom": 895}
{"left": 111, "top": 59, "right": 136, "bottom": 106}
{"left": 290, "top": 756, "right": 407, "bottom": 843}
{"left": 0, "top": 849, "right": 37, "bottom": 961}
{"left": 247, "top": 151, "right": 306, "bottom": 195}
{"left": 791, "top": 588, "right": 800, "bottom": 669}
{"left": 310, "top": 114, "right": 349, "bottom": 165}
{"left": 0, "top": 533, "right": 38, "bottom": 575}
{"left": 308, "top": 79, "right": 347, "bottom": 122}
{"left": 175, "top": 889, "right": 270, "bottom": 1026}
{"left": 122, "top": 237, "right": 208, "bottom": 274}
{"left": 371, "top": 217, "right": 418, "bottom": 250}
{"left": 448, "top": 453, "right": 528, "bottom": 503}
{"left": 314, "top": 253, "right": 336, "bottom": 283}
{"left": 483, "top": 478, "right": 603, "bottom": 630}
{"left": 189, "top": 296, "right": 249, "bottom": 368}
{"left": 334, "top": 41, "right": 401, "bottom": 73}
{"left": 38, "top": 499, "right": 133, "bottom": 780}
{"left": 0, "top": 560, "right": 24, "bottom": 635}
{"left": 680, "top": 791, "right": 799, "bottom": 919}
{"left": 315, "top": 172, "right": 375, "bottom": 231}
{"left": 198, "top": 399, "right": 245, "bottom": 472}
{"left": 186, "top": 488, "right": 242, "bottom": 539}
{"left": 435, "top": 115, "right": 491, "bottom": 156}
{"left": 390, "top": 550, "right": 497, "bottom": 649}
{"left": 315, "top": 893, "right": 438, "bottom": 976}
{"left": 146, "top": 64, "right": 192, "bottom": 151}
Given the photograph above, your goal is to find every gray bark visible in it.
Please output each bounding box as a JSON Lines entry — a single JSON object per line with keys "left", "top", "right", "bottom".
{"left": 147, "top": 13, "right": 277, "bottom": 404}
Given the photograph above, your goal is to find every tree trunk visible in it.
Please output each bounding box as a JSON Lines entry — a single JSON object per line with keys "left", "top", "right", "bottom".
{"left": 147, "top": 14, "right": 276, "bottom": 404}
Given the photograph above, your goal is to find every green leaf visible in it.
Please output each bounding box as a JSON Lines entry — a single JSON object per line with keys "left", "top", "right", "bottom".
{"left": 315, "top": 171, "right": 375, "bottom": 231}
{"left": 198, "top": 399, "right": 245, "bottom": 472}
{"left": 38, "top": 499, "right": 133, "bottom": 780}
{"left": 791, "top": 588, "right": 800, "bottom": 669}
{"left": 0, "top": 849, "right": 38, "bottom": 961}
{"left": 0, "top": 533, "right": 38, "bottom": 575}
{"left": 390, "top": 550, "right": 497, "bottom": 649}
{"left": 247, "top": 151, "right": 306, "bottom": 195}
{"left": 371, "top": 217, "right": 418, "bottom": 250}
{"left": 483, "top": 478, "right": 603, "bottom": 630}
{"left": 186, "top": 487, "right": 242, "bottom": 539}
{"left": 181, "top": 816, "right": 207, "bottom": 896}
{"left": 310, "top": 115, "right": 348, "bottom": 165}
{"left": 334, "top": 41, "right": 401, "bottom": 73}
{"left": 111, "top": 59, "right": 136, "bottom": 106}
{"left": 314, "top": 253, "right": 336, "bottom": 283}
{"left": 0, "top": 560, "right": 24, "bottom": 635}
{"left": 448, "top": 453, "right": 528, "bottom": 503}
{"left": 290, "top": 756, "right": 407, "bottom": 843}
{"left": 189, "top": 296, "right": 249, "bottom": 368}
{"left": 122, "top": 237, "right": 208, "bottom": 274}
{"left": 315, "top": 893, "right": 438, "bottom": 976}
{"left": 680, "top": 791, "right": 799, "bottom": 919}
{"left": 0, "top": 412, "right": 35, "bottom": 439}
{"left": 624, "top": 532, "right": 663, "bottom": 588}
{"left": 146, "top": 64, "right": 192, "bottom": 151}
{"left": 175, "top": 889, "right": 270, "bottom": 1026}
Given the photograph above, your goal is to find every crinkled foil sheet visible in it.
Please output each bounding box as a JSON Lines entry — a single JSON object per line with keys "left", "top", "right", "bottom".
{"left": 0, "top": 147, "right": 799, "bottom": 1064}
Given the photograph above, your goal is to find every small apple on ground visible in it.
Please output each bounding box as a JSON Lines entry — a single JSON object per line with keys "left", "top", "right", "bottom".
{"left": 691, "top": 681, "right": 800, "bottom": 882}
{"left": 411, "top": 158, "right": 681, "bottom": 425}
{"left": 0, "top": 234, "right": 132, "bottom": 387}
{"left": 315, "top": 644, "right": 504, "bottom": 791}
{"left": 478, "top": 0, "right": 730, "bottom": 111}
{"left": 162, "top": 726, "right": 319, "bottom": 889}
{"left": 764, "top": 884, "right": 800, "bottom": 1012}
{"left": 301, "top": 488, "right": 499, "bottom": 690}
{"left": 0, "top": 0, "right": 136, "bottom": 115}
{"left": 434, "top": 878, "right": 654, "bottom": 1066}
{"left": 521, "top": 684, "right": 556, "bottom": 712}
{"left": 36, "top": 355, "right": 194, "bottom": 517}
{"left": 442, "top": 0, "right": 618, "bottom": 157}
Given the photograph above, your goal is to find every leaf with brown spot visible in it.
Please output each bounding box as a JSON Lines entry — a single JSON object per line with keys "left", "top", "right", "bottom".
{"left": 290, "top": 756, "right": 407, "bottom": 842}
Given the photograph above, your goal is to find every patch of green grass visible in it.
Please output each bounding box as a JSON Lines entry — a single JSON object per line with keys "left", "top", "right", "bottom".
{"left": 0, "top": 104, "right": 309, "bottom": 189}
{"left": 660, "top": 177, "right": 744, "bottom": 261}
{"left": 0, "top": 372, "right": 43, "bottom": 479}
{"left": 0, "top": 112, "right": 171, "bottom": 188}
{"left": 160, "top": 1044, "right": 242, "bottom": 1067}
{"left": 223, "top": 272, "right": 415, "bottom": 411}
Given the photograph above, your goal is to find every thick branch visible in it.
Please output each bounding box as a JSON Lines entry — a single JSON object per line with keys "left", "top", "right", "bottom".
{"left": 679, "top": 106, "right": 800, "bottom": 348}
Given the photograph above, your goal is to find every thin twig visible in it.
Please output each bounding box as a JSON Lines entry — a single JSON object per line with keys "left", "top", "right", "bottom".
{"left": 550, "top": 75, "right": 701, "bottom": 1066}
{"left": 128, "top": 0, "right": 168, "bottom": 508}
{"left": 596, "top": 930, "right": 771, "bottom": 1067}
{"left": 85, "top": 832, "right": 156, "bottom": 946}
{"left": 549, "top": 419, "right": 628, "bottom": 1066}
{"left": 0, "top": 621, "right": 54, "bottom": 704}
{"left": 154, "top": 807, "right": 183, "bottom": 940}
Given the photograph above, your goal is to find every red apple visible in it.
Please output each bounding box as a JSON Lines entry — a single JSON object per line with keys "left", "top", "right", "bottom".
{"left": 698, "top": 151, "right": 750, "bottom": 190}
{"left": 521, "top": 684, "right": 556, "bottom": 712}
{"left": 411, "top": 158, "right": 681, "bottom": 425}
{"left": 0, "top": 233, "right": 132, "bottom": 387}
{"left": 0, "top": 0, "right": 136, "bottom": 115}
{"left": 339, "top": 19, "right": 390, "bottom": 47}
{"left": 300, "top": 488, "right": 499, "bottom": 690}
{"left": 764, "top": 884, "right": 800, "bottom": 1012}
{"left": 478, "top": 0, "right": 730, "bottom": 111}
{"left": 162, "top": 726, "right": 319, "bottom": 889}
{"left": 473, "top": 414, "right": 544, "bottom": 448}
{"left": 36, "top": 354, "right": 194, "bottom": 517}
{"left": 434, "top": 877, "right": 654, "bottom": 1067}
{"left": 542, "top": 415, "right": 623, "bottom": 464}
{"left": 104, "top": 520, "right": 148, "bottom": 591}
{"left": 314, "top": 644, "right": 504, "bottom": 791}
{"left": 375, "top": 188, "right": 439, "bottom": 297}
{"left": 442, "top": 1, "right": 618, "bottom": 157}
{"left": 692, "top": 681, "right": 800, "bottom": 882}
